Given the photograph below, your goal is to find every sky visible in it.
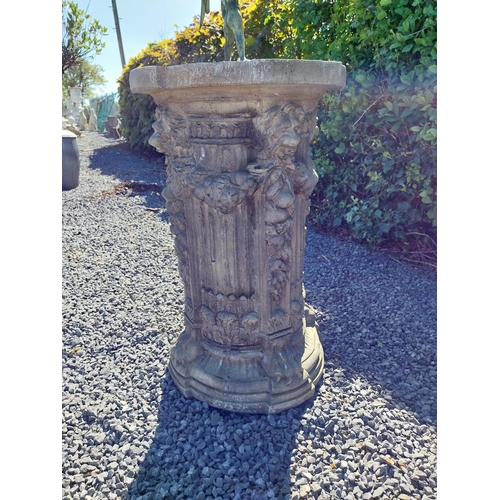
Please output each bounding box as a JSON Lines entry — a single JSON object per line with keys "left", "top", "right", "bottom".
{"left": 81, "top": 0, "right": 222, "bottom": 96}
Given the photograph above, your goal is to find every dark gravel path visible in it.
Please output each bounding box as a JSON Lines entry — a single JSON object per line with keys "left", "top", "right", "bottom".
{"left": 62, "top": 131, "right": 437, "bottom": 500}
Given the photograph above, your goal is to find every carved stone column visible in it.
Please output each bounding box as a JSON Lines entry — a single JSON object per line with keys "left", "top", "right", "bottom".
{"left": 130, "top": 60, "right": 346, "bottom": 413}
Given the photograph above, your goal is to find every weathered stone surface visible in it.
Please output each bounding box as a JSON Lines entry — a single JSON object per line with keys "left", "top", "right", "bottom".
{"left": 62, "top": 130, "right": 80, "bottom": 191}
{"left": 130, "top": 60, "right": 346, "bottom": 413}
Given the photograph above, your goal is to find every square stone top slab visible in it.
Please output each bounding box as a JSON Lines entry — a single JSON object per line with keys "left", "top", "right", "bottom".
{"left": 130, "top": 59, "right": 346, "bottom": 96}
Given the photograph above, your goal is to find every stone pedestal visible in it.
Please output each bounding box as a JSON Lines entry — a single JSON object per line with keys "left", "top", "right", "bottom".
{"left": 130, "top": 60, "right": 346, "bottom": 413}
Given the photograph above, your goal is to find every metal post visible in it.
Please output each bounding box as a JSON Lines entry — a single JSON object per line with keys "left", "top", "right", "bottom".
{"left": 111, "top": 0, "right": 126, "bottom": 68}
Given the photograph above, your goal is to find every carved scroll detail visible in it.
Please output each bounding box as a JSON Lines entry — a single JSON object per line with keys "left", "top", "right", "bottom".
{"left": 161, "top": 167, "right": 190, "bottom": 292}
{"left": 151, "top": 106, "right": 197, "bottom": 294}
{"left": 250, "top": 102, "right": 320, "bottom": 329}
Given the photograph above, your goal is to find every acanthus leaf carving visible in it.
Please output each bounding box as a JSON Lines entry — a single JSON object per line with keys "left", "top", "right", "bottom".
{"left": 200, "top": 306, "right": 260, "bottom": 347}
{"left": 268, "top": 309, "right": 290, "bottom": 333}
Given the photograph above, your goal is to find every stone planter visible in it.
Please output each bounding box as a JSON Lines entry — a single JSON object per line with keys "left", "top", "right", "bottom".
{"left": 130, "top": 60, "right": 346, "bottom": 413}
{"left": 107, "top": 116, "right": 120, "bottom": 128}
{"left": 62, "top": 130, "right": 80, "bottom": 191}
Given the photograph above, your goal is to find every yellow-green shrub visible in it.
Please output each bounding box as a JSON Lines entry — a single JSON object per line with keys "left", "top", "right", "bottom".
{"left": 117, "top": 0, "right": 437, "bottom": 248}
{"left": 117, "top": 2, "right": 275, "bottom": 153}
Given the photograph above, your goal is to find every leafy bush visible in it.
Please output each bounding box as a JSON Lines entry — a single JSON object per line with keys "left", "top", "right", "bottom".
{"left": 117, "top": 38, "right": 176, "bottom": 153}
{"left": 62, "top": 1, "right": 108, "bottom": 75}
{"left": 284, "top": 0, "right": 437, "bottom": 247}
{"left": 117, "top": 1, "right": 281, "bottom": 153}
{"left": 312, "top": 64, "right": 437, "bottom": 244}
{"left": 118, "top": 0, "right": 437, "bottom": 255}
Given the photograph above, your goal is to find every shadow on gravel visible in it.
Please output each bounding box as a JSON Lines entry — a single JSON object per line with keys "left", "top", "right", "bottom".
{"left": 318, "top": 313, "right": 437, "bottom": 427}
{"left": 85, "top": 136, "right": 436, "bottom": 497}
{"left": 87, "top": 138, "right": 170, "bottom": 222}
{"left": 124, "top": 370, "right": 314, "bottom": 500}
{"left": 303, "top": 248, "right": 437, "bottom": 428}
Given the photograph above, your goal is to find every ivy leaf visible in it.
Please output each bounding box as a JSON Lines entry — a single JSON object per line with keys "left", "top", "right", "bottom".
{"left": 397, "top": 201, "right": 411, "bottom": 212}
{"left": 334, "top": 142, "right": 346, "bottom": 154}
{"left": 422, "top": 128, "right": 437, "bottom": 141}
{"left": 400, "top": 73, "right": 412, "bottom": 85}
{"left": 355, "top": 72, "right": 366, "bottom": 83}
{"left": 420, "top": 190, "right": 433, "bottom": 204}
{"left": 426, "top": 207, "right": 437, "bottom": 225}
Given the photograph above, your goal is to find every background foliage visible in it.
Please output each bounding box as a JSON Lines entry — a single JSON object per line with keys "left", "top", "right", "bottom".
{"left": 285, "top": 0, "right": 437, "bottom": 254}
{"left": 117, "top": 0, "right": 437, "bottom": 262}
{"left": 62, "top": 1, "right": 108, "bottom": 75}
{"left": 62, "top": 59, "right": 106, "bottom": 103}
{"left": 62, "top": 1, "right": 108, "bottom": 106}
{"left": 117, "top": 2, "right": 282, "bottom": 153}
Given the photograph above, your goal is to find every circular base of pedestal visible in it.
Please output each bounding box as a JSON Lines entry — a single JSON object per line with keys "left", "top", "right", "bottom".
{"left": 168, "top": 322, "right": 324, "bottom": 414}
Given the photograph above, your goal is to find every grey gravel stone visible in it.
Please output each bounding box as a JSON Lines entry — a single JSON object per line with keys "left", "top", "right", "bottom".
{"left": 364, "top": 441, "right": 377, "bottom": 453}
{"left": 62, "top": 132, "right": 437, "bottom": 500}
{"left": 372, "top": 486, "right": 386, "bottom": 498}
{"left": 400, "top": 481, "right": 415, "bottom": 495}
{"left": 298, "top": 484, "right": 311, "bottom": 498}
{"left": 311, "top": 482, "right": 322, "bottom": 494}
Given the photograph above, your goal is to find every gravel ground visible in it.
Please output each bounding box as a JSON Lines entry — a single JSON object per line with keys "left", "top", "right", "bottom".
{"left": 62, "top": 131, "right": 437, "bottom": 500}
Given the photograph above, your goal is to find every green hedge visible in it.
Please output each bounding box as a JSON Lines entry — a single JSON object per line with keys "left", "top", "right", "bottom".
{"left": 285, "top": 0, "right": 437, "bottom": 245}
{"left": 117, "top": 39, "right": 176, "bottom": 153}
{"left": 311, "top": 64, "right": 437, "bottom": 243}
{"left": 118, "top": 0, "right": 437, "bottom": 247}
{"left": 117, "top": 2, "right": 272, "bottom": 153}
